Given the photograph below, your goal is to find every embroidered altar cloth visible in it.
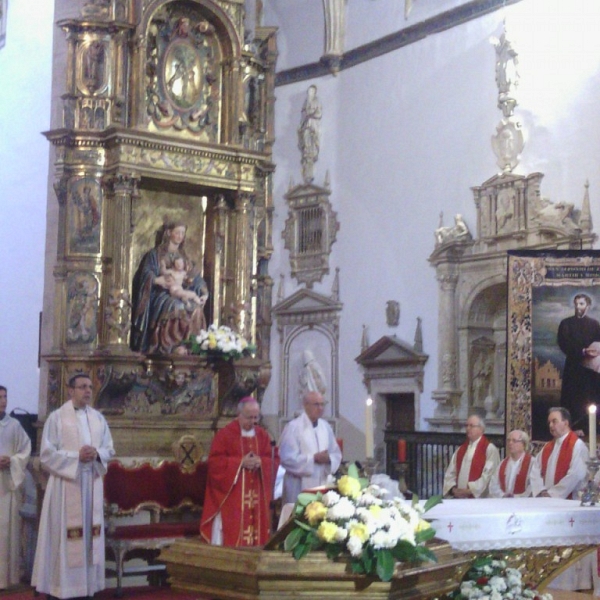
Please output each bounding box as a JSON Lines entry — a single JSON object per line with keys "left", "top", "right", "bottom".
{"left": 426, "top": 497, "right": 600, "bottom": 551}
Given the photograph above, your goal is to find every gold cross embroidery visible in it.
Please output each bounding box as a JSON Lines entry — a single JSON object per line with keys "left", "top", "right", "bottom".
{"left": 242, "top": 525, "right": 256, "bottom": 545}
{"left": 244, "top": 488, "right": 258, "bottom": 510}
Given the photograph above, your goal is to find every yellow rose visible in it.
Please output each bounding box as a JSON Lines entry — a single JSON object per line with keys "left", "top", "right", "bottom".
{"left": 369, "top": 505, "right": 382, "bottom": 518}
{"left": 207, "top": 333, "right": 217, "bottom": 349}
{"left": 304, "top": 501, "right": 327, "bottom": 526}
{"left": 338, "top": 475, "right": 361, "bottom": 499}
{"left": 348, "top": 522, "right": 369, "bottom": 543}
{"left": 317, "top": 520, "right": 339, "bottom": 543}
{"left": 416, "top": 519, "right": 432, "bottom": 532}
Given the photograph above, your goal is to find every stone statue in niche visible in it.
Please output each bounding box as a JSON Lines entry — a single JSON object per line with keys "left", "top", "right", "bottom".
{"left": 130, "top": 221, "right": 209, "bottom": 355}
{"left": 496, "top": 188, "right": 515, "bottom": 233}
{"left": 470, "top": 348, "right": 493, "bottom": 409}
{"left": 434, "top": 213, "right": 471, "bottom": 246}
{"left": 299, "top": 350, "right": 327, "bottom": 398}
{"left": 298, "top": 85, "right": 322, "bottom": 183}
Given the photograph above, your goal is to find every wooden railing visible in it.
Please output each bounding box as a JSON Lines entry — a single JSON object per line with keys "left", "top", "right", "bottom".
{"left": 383, "top": 431, "right": 506, "bottom": 498}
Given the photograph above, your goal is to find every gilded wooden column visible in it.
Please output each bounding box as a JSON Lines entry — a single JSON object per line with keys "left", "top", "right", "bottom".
{"left": 212, "top": 195, "right": 230, "bottom": 327}
{"left": 233, "top": 192, "right": 254, "bottom": 337}
{"left": 99, "top": 172, "right": 139, "bottom": 350}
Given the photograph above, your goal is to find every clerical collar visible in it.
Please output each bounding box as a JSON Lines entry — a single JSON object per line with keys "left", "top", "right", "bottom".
{"left": 241, "top": 427, "right": 255, "bottom": 437}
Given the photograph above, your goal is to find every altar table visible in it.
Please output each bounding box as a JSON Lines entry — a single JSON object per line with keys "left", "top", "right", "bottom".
{"left": 426, "top": 497, "right": 600, "bottom": 551}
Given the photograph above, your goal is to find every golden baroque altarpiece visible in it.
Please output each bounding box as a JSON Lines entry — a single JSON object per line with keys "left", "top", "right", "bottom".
{"left": 43, "top": 0, "right": 277, "bottom": 456}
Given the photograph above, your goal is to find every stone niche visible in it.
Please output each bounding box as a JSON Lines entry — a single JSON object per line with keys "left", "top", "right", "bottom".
{"left": 428, "top": 172, "right": 595, "bottom": 434}
{"left": 40, "top": 0, "right": 277, "bottom": 457}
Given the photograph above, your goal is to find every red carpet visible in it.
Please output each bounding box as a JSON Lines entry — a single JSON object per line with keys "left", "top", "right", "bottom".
{"left": 0, "top": 587, "right": 199, "bottom": 600}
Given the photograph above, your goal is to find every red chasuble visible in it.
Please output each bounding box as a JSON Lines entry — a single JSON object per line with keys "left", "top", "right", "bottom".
{"left": 455, "top": 436, "right": 490, "bottom": 482}
{"left": 201, "top": 420, "right": 278, "bottom": 547}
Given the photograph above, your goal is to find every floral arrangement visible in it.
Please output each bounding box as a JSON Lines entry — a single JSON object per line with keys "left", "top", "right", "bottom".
{"left": 445, "top": 555, "right": 553, "bottom": 600}
{"left": 187, "top": 324, "right": 255, "bottom": 361}
{"left": 283, "top": 463, "right": 441, "bottom": 582}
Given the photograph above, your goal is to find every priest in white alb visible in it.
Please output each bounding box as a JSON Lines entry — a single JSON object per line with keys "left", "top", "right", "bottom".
{"left": 443, "top": 414, "right": 500, "bottom": 498}
{"left": 279, "top": 391, "right": 342, "bottom": 505}
{"left": 32, "top": 374, "right": 114, "bottom": 600}
{"left": 0, "top": 385, "right": 32, "bottom": 589}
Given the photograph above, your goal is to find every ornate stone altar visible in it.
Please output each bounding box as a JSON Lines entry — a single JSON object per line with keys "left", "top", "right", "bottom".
{"left": 40, "top": 0, "right": 277, "bottom": 456}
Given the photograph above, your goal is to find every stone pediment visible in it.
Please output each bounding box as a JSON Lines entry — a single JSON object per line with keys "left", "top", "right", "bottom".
{"left": 272, "top": 288, "right": 342, "bottom": 323}
{"left": 355, "top": 336, "right": 428, "bottom": 367}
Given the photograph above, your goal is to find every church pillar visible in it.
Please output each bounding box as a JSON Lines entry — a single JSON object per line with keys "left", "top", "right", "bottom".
{"left": 431, "top": 266, "right": 462, "bottom": 418}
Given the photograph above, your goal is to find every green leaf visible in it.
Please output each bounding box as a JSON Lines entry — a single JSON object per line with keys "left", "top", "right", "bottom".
{"left": 350, "top": 560, "right": 366, "bottom": 574}
{"left": 391, "top": 540, "right": 417, "bottom": 562}
{"left": 296, "top": 492, "right": 318, "bottom": 506}
{"left": 294, "top": 503, "right": 305, "bottom": 515}
{"left": 293, "top": 518, "right": 313, "bottom": 532}
{"left": 358, "top": 477, "right": 369, "bottom": 490}
{"left": 307, "top": 531, "right": 323, "bottom": 550}
{"left": 411, "top": 493, "right": 420, "bottom": 507}
{"left": 423, "top": 494, "right": 443, "bottom": 512}
{"left": 361, "top": 546, "right": 374, "bottom": 573}
{"left": 284, "top": 527, "right": 305, "bottom": 552}
{"left": 347, "top": 463, "right": 360, "bottom": 480}
{"left": 376, "top": 549, "right": 395, "bottom": 582}
{"left": 414, "top": 545, "right": 438, "bottom": 564}
{"left": 325, "top": 543, "right": 343, "bottom": 559}
{"left": 293, "top": 540, "right": 311, "bottom": 560}
{"left": 415, "top": 526, "right": 436, "bottom": 543}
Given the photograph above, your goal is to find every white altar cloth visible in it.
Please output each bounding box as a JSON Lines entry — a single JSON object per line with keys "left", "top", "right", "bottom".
{"left": 426, "top": 497, "right": 600, "bottom": 551}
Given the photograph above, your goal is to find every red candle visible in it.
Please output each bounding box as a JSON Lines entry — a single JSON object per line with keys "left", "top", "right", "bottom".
{"left": 397, "top": 439, "right": 406, "bottom": 462}
{"left": 336, "top": 438, "right": 344, "bottom": 456}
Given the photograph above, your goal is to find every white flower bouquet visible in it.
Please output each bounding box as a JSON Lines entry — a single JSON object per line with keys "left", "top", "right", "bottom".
{"left": 187, "top": 324, "right": 255, "bottom": 361}
{"left": 445, "top": 555, "right": 553, "bottom": 600}
{"left": 283, "top": 463, "right": 442, "bottom": 582}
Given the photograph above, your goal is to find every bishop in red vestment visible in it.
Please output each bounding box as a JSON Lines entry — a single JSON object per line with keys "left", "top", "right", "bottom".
{"left": 201, "top": 397, "right": 278, "bottom": 546}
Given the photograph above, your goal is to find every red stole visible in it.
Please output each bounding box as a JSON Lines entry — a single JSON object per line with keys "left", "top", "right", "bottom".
{"left": 456, "top": 436, "right": 490, "bottom": 482}
{"left": 498, "top": 453, "right": 531, "bottom": 494}
{"left": 540, "top": 430, "right": 579, "bottom": 495}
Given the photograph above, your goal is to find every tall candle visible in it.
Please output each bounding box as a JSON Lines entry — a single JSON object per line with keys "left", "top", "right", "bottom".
{"left": 336, "top": 437, "right": 344, "bottom": 456}
{"left": 397, "top": 439, "right": 407, "bottom": 462}
{"left": 365, "top": 396, "right": 374, "bottom": 458}
{"left": 589, "top": 404, "right": 597, "bottom": 458}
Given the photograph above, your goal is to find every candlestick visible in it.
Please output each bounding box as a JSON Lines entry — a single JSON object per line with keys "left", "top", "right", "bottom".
{"left": 589, "top": 404, "right": 597, "bottom": 458}
{"left": 336, "top": 437, "right": 344, "bottom": 456}
{"left": 397, "top": 439, "right": 407, "bottom": 462}
{"left": 365, "top": 396, "right": 374, "bottom": 458}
